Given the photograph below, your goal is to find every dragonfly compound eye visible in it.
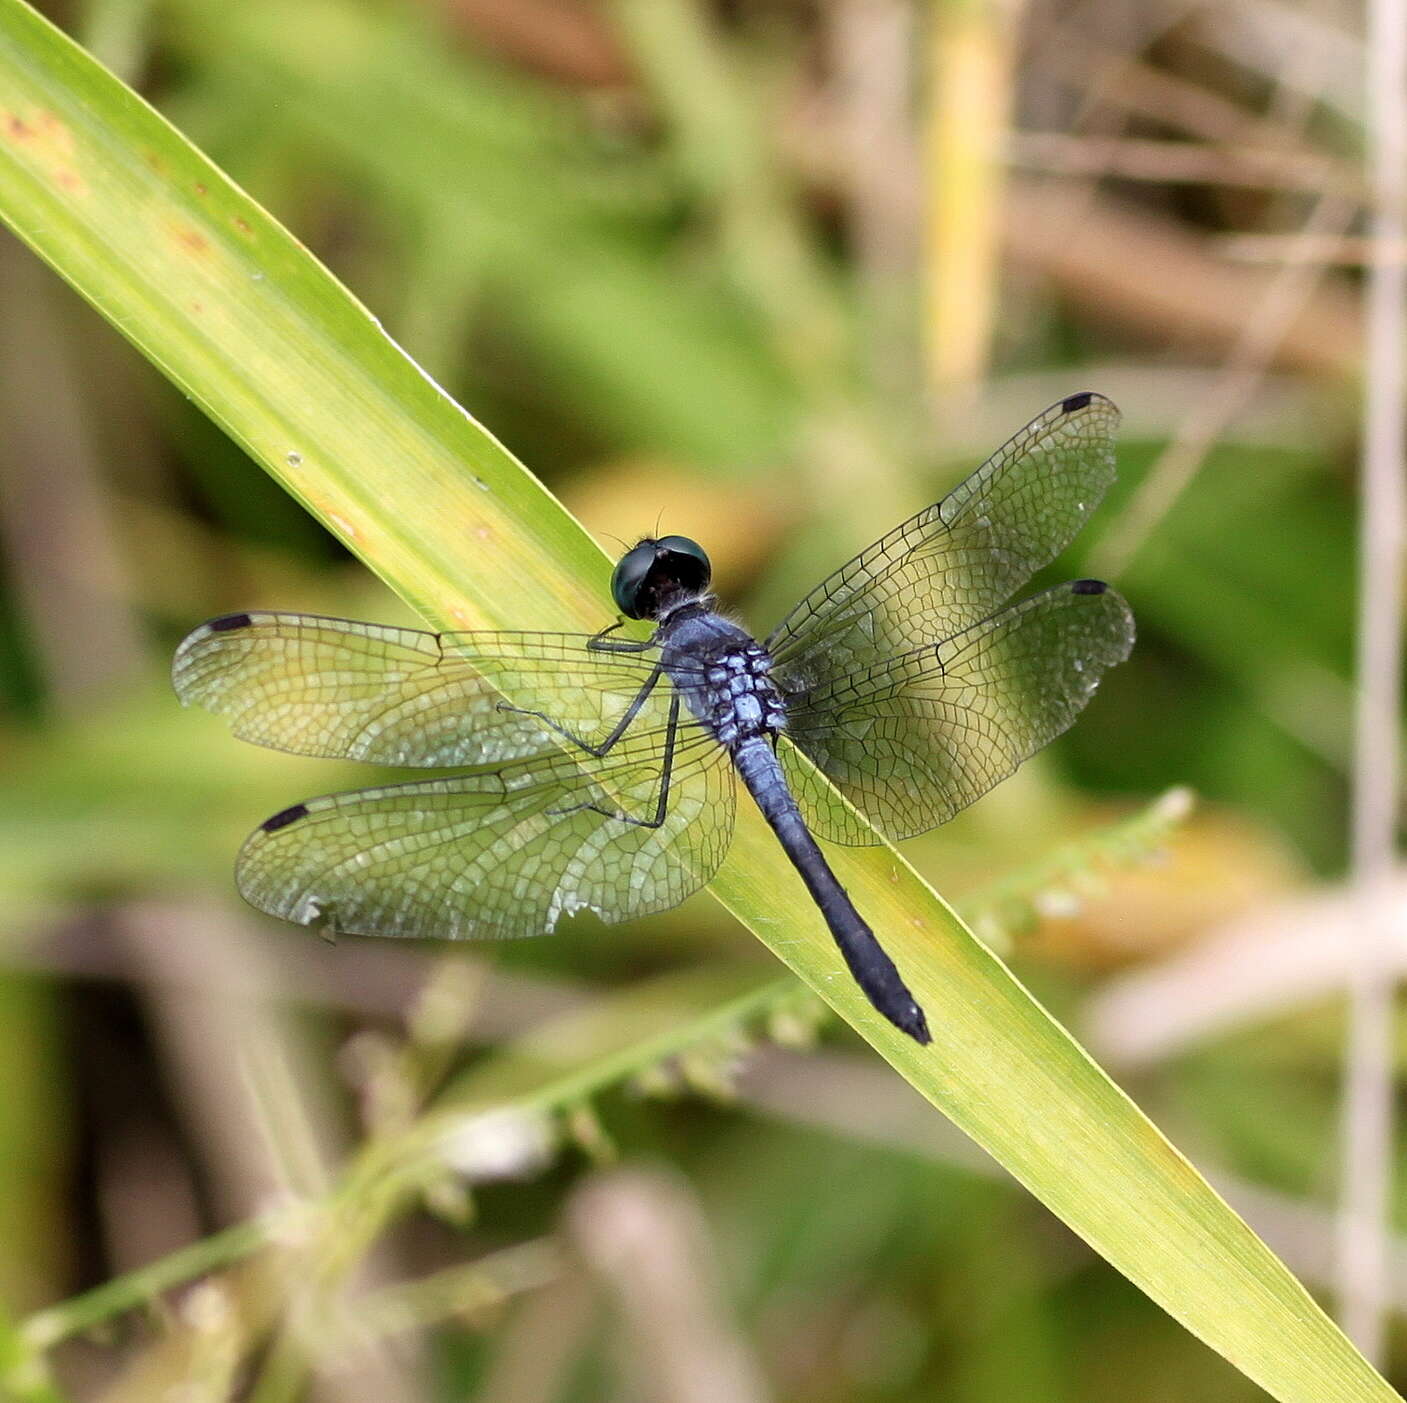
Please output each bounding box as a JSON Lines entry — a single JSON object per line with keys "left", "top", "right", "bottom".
{"left": 654, "top": 536, "right": 711, "bottom": 594}
{"left": 611, "top": 542, "right": 660, "bottom": 618}
{"left": 611, "top": 537, "right": 712, "bottom": 619}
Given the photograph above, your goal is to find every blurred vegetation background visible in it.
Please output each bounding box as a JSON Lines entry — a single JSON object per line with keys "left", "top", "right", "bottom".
{"left": 0, "top": 0, "right": 1397, "bottom": 1398}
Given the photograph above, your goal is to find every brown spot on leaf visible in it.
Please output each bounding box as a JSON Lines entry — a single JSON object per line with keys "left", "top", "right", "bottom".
{"left": 233, "top": 216, "right": 253, "bottom": 236}
{"left": 194, "top": 181, "right": 208, "bottom": 197}
{"left": 5, "top": 108, "right": 82, "bottom": 194}
{"left": 177, "top": 226, "right": 210, "bottom": 254}
{"left": 4, "top": 108, "right": 75, "bottom": 162}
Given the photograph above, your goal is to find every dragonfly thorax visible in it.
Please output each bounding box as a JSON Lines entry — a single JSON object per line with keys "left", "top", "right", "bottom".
{"left": 659, "top": 609, "right": 786, "bottom": 750}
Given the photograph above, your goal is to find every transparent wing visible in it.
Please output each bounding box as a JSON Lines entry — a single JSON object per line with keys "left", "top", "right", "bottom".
{"left": 766, "top": 394, "right": 1120, "bottom": 696}
{"left": 236, "top": 719, "right": 736, "bottom": 939}
{"left": 779, "top": 582, "right": 1135, "bottom": 844}
{"left": 173, "top": 611, "right": 686, "bottom": 767}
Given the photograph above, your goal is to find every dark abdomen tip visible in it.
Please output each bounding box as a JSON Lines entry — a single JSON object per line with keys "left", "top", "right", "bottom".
{"left": 1071, "top": 579, "right": 1107, "bottom": 595}
{"left": 261, "top": 803, "right": 310, "bottom": 833}
{"left": 901, "top": 1001, "right": 932, "bottom": 1045}
{"left": 1061, "top": 391, "right": 1094, "bottom": 413}
{"left": 209, "top": 612, "right": 253, "bottom": 632}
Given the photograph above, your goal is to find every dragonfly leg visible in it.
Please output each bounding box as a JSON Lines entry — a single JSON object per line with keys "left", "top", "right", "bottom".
{"left": 547, "top": 693, "right": 681, "bottom": 830}
{"left": 587, "top": 619, "right": 659, "bottom": 654}
{"left": 496, "top": 665, "right": 664, "bottom": 758}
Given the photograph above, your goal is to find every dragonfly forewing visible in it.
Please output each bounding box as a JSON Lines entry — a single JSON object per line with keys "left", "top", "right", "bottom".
{"left": 767, "top": 393, "right": 1120, "bottom": 700}
{"left": 173, "top": 612, "right": 681, "bottom": 766}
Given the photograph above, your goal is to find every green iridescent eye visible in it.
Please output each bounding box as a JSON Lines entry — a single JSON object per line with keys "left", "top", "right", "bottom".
{"left": 610, "top": 537, "right": 712, "bottom": 619}
{"left": 653, "top": 537, "right": 711, "bottom": 600}
{"left": 611, "top": 543, "right": 658, "bottom": 618}
{"left": 655, "top": 535, "right": 709, "bottom": 572}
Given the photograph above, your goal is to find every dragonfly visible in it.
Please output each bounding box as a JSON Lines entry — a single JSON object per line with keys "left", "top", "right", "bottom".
{"left": 173, "top": 392, "right": 1134, "bottom": 1044}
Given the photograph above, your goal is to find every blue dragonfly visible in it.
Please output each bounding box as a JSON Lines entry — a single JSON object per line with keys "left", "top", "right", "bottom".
{"left": 174, "top": 393, "right": 1134, "bottom": 1043}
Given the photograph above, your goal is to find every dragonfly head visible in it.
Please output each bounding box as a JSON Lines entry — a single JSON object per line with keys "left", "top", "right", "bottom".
{"left": 611, "top": 535, "right": 712, "bottom": 620}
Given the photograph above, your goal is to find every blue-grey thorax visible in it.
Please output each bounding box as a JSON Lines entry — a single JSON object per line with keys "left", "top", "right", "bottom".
{"left": 657, "top": 604, "right": 787, "bottom": 750}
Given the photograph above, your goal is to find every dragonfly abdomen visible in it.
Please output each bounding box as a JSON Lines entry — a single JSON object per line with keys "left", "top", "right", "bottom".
{"left": 730, "top": 737, "right": 931, "bottom": 1044}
